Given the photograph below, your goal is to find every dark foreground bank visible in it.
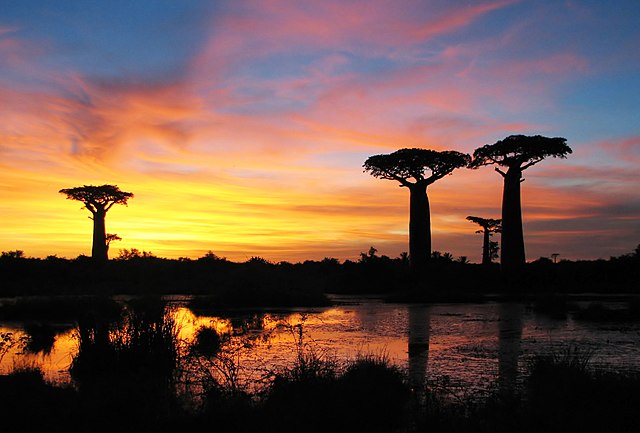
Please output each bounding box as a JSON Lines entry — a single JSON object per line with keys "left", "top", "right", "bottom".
{"left": 2, "top": 338, "right": 639, "bottom": 433}
{"left": 2, "top": 297, "right": 640, "bottom": 433}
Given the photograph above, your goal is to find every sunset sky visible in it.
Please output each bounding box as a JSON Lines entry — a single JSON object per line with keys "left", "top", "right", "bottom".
{"left": 1, "top": 0, "right": 639, "bottom": 263}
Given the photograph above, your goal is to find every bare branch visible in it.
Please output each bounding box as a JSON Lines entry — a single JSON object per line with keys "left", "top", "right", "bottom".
{"left": 521, "top": 157, "right": 544, "bottom": 171}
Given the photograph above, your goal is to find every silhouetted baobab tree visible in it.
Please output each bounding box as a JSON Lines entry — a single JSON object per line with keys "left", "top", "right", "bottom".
{"left": 364, "top": 148, "right": 470, "bottom": 267}
{"left": 59, "top": 185, "right": 134, "bottom": 262}
{"left": 469, "top": 135, "right": 571, "bottom": 273}
{"left": 489, "top": 241, "right": 499, "bottom": 262}
{"left": 105, "top": 233, "right": 122, "bottom": 256}
{"left": 466, "top": 216, "right": 502, "bottom": 265}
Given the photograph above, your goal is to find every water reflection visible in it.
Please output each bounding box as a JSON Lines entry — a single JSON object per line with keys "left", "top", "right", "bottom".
{"left": 407, "top": 305, "right": 430, "bottom": 395}
{"left": 498, "top": 303, "right": 523, "bottom": 394}
{"left": 2, "top": 298, "right": 640, "bottom": 393}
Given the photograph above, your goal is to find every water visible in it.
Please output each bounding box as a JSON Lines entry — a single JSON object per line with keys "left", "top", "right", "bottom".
{"left": 2, "top": 295, "right": 640, "bottom": 393}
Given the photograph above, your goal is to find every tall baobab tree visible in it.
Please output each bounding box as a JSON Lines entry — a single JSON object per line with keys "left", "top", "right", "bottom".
{"left": 466, "top": 216, "right": 502, "bottom": 266}
{"left": 59, "top": 185, "right": 134, "bottom": 262}
{"left": 364, "top": 148, "right": 470, "bottom": 268}
{"left": 469, "top": 135, "right": 571, "bottom": 273}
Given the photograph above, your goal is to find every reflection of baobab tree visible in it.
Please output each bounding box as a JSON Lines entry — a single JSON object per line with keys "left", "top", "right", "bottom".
{"left": 407, "top": 305, "right": 430, "bottom": 397}
{"left": 498, "top": 303, "right": 524, "bottom": 395}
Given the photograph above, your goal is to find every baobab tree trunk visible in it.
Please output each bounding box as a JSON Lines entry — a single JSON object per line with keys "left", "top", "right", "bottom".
{"left": 482, "top": 229, "right": 491, "bottom": 266}
{"left": 501, "top": 168, "right": 525, "bottom": 272}
{"left": 92, "top": 210, "right": 108, "bottom": 262}
{"left": 409, "top": 183, "right": 430, "bottom": 268}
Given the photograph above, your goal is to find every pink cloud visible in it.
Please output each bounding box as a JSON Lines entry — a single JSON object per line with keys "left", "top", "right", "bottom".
{"left": 492, "top": 53, "right": 589, "bottom": 79}
{"left": 412, "top": 0, "right": 518, "bottom": 40}
{"left": 596, "top": 136, "right": 640, "bottom": 163}
{"left": 0, "top": 26, "right": 20, "bottom": 37}
{"left": 193, "top": 0, "right": 517, "bottom": 76}
{"left": 0, "top": 28, "right": 43, "bottom": 74}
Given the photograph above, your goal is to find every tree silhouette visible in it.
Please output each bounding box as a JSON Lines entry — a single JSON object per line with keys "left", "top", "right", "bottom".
{"left": 105, "top": 233, "right": 122, "bottom": 256}
{"left": 466, "top": 216, "right": 502, "bottom": 265}
{"left": 364, "top": 148, "right": 470, "bottom": 267}
{"left": 489, "top": 240, "right": 499, "bottom": 262}
{"left": 469, "top": 135, "right": 571, "bottom": 272}
{"left": 59, "top": 185, "right": 134, "bottom": 262}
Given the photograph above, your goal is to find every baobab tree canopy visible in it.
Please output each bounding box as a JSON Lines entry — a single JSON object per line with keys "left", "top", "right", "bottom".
{"left": 466, "top": 216, "right": 502, "bottom": 232}
{"left": 469, "top": 135, "right": 571, "bottom": 171}
{"left": 59, "top": 184, "right": 134, "bottom": 213}
{"left": 364, "top": 148, "right": 471, "bottom": 186}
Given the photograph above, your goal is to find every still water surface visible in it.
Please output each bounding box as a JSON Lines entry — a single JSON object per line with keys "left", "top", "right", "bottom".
{"left": 2, "top": 296, "right": 640, "bottom": 392}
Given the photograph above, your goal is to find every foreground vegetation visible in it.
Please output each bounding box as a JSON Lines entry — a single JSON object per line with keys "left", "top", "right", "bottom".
{"left": 1, "top": 298, "right": 639, "bottom": 433}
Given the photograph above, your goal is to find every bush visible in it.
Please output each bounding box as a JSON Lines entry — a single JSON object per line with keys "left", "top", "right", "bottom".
{"left": 261, "top": 350, "right": 410, "bottom": 433}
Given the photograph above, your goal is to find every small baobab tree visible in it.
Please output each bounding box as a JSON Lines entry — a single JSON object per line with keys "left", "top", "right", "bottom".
{"left": 469, "top": 135, "right": 571, "bottom": 273}
{"left": 105, "top": 233, "right": 122, "bottom": 256}
{"left": 364, "top": 148, "right": 470, "bottom": 268}
{"left": 466, "top": 216, "right": 502, "bottom": 266}
{"left": 59, "top": 185, "right": 134, "bottom": 262}
{"left": 489, "top": 241, "right": 499, "bottom": 262}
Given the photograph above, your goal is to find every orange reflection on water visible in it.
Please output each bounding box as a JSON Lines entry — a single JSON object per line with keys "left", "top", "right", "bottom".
{"left": 0, "top": 326, "right": 76, "bottom": 383}
{"left": 3, "top": 299, "right": 640, "bottom": 394}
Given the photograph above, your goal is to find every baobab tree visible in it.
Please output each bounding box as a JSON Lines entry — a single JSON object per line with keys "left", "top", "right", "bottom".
{"left": 469, "top": 135, "right": 571, "bottom": 272}
{"left": 105, "top": 233, "right": 122, "bottom": 256}
{"left": 466, "top": 216, "right": 502, "bottom": 266}
{"left": 364, "top": 148, "right": 470, "bottom": 267}
{"left": 489, "top": 241, "right": 499, "bottom": 262}
{"left": 59, "top": 185, "right": 134, "bottom": 262}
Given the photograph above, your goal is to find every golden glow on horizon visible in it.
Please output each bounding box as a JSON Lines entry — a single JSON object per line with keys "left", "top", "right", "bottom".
{"left": 2, "top": 153, "right": 604, "bottom": 262}
{"left": 0, "top": 119, "right": 624, "bottom": 263}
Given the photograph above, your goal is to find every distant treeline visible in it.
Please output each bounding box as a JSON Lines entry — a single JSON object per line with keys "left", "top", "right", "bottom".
{"left": 1, "top": 245, "right": 638, "bottom": 301}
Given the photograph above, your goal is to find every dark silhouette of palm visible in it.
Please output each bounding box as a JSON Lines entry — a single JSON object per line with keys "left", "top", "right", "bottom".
{"left": 59, "top": 185, "right": 134, "bottom": 262}
{"left": 469, "top": 135, "right": 571, "bottom": 273}
{"left": 364, "top": 148, "right": 470, "bottom": 267}
{"left": 466, "top": 216, "right": 502, "bottom": 265}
